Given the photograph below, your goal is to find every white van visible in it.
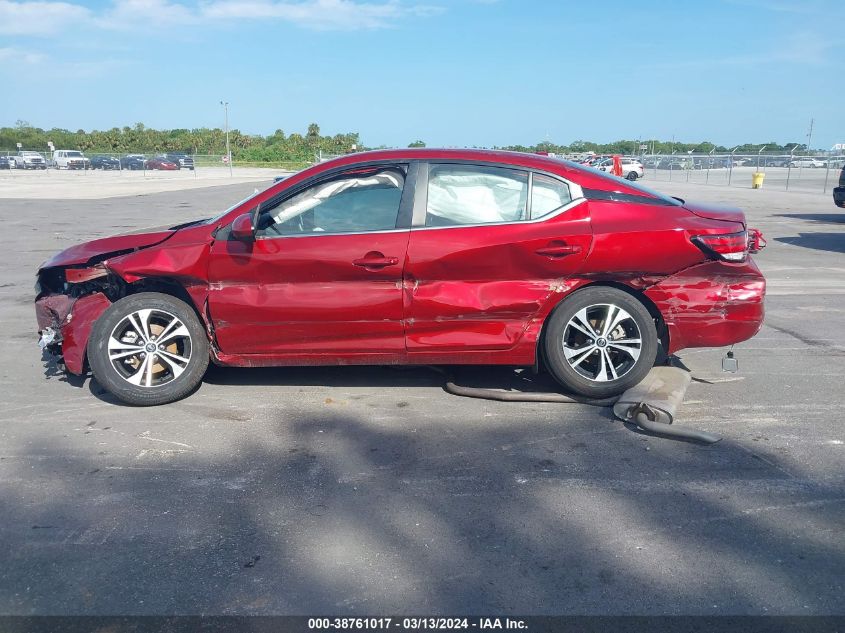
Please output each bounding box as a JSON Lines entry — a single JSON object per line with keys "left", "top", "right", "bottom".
{"left": 53, "top": 150, "right": 90, "bottom": 170}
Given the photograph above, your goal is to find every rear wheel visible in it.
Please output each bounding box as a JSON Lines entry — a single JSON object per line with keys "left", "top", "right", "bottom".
{"left": 626, "top": 171, "right": 639, "bottom": 181}
{"left": 543, "top": 287, "right": 657, "bottom": 398}
{"left": 87, "top": 293, "right": 209, "bottom": 406}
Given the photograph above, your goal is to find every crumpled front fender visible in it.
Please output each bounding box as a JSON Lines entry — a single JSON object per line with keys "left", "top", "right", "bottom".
{"left": 104, "top": 242, "right": 211, "bottom": 284}
{"left": 61, "top": 292, "right": 112, "bottom": 375}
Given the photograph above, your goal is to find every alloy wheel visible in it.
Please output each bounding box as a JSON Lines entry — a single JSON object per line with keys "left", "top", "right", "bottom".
{"left": 561, "top": 303, "right": 643, "bottom": 382}
{"left": 107, "top": 308, "right": 193, "bottom": 388}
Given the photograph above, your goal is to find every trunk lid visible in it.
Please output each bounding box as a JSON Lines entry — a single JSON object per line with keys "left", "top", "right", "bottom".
{"left": 683, "top": 201, "right": 746, "bottom": 228}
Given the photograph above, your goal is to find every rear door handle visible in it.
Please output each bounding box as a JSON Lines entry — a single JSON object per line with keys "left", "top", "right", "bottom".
{"left": 353, "top": 254, "right": 399, "bottom": 269}
{"left": 535, "top": 244, "right": 582, "bottom": 258}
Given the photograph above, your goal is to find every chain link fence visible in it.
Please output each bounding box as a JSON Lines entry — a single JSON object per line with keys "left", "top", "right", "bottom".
{"left": 4, "top": 147, "right": 843, "bottom": 194}
{"left": 630, "top": 153, "right": 843, "bottom": 194}
{"left": 1, "top": 149, "right": 311, "bottom": 173}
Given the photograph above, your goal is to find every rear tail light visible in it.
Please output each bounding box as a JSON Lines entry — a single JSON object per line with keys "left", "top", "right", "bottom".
{"left": 691, "top": 230, "right": 748, "bottom": 262}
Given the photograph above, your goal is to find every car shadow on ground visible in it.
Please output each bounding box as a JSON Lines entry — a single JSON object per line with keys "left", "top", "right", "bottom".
{"left": 775, "top": 233, "right": 845, "bottom": 254}
{"left": 775, "top": 213, "right": 845, "bottom": 224}
{"left": 203, "top": 363, "right": 560, "bottom": 392}
{"left": 86, "top": 364, "right": 601, "bottom": 405}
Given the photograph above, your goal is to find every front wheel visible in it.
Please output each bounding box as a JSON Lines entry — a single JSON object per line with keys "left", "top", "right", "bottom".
{"left": 543, "top": 287, "right": 658, "bottom": 398}
{"left": 87, "top": 293, "right": 209, "bottom": 406}
{"left": 626, "top": 171, "right": 639, "bottom": 181}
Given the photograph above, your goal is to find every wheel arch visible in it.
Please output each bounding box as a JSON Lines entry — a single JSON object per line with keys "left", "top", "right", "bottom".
{"left": 535, "top": 280, "right": 670, "bottom": 372}
{"left": 72, "top": 278, "right": 209, "bottom": 374}
{"left": 123, "top": 277, "right": 208, "bottom": 330}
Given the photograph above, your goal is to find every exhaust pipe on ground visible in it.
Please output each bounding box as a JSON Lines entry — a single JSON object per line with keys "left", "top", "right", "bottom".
{"left": 434, "top": 364, "right": 721, "bottom": 444}
{"left": 613, "top": 367, "right": 721, "bottom": 444}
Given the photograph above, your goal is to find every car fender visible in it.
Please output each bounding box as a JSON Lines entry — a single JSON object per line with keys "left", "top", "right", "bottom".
{"left": 61, "top": 292, "right": 112, "bottom": 375}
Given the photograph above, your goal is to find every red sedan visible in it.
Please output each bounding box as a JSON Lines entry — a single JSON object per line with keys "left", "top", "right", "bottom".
{"left": 35, "top": 149, "right": 765, "bottom": 406}
{"left": 145, "top": 157, "right": 179, "bottom": 171}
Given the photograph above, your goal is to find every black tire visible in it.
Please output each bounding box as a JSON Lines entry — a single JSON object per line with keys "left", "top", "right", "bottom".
{"left": 626, "top": 171, "right": 639, "bottom": 181}
{"left": 87, "top": 292, "right": 209, "bottom": 406}
{"left": 543, "top": 286, "right": 657, "bottom": 398}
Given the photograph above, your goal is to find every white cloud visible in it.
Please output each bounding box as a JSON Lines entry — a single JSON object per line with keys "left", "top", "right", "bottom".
{"left": 0, "top": 46, "right": 45, "bottom": 62}
{"left": 96, "top": 0, "right": 200, "bottom": 28}
{"left": 203, "top": 0, "right": 407, "bottom": 30}
{"left": 0, "top": 0, "right": 445, "bottom": 33}
{"left": 0, "top": 0, "right": 91, "bottom": 35}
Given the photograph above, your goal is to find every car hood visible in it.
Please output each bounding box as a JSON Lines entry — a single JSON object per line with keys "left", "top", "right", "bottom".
{"left": 40, "top": 225, "right": 177, "bottom": 269}
{"left": 682, "top": 201, "right": 746, "bottom": 228}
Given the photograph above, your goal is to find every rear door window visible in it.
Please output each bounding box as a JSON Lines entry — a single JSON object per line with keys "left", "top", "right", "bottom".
{"left": 530, "top": 173, "right": 572, "bottom": 218}
{"left": 426, "top": 164, "right": 529, "bottom": 226}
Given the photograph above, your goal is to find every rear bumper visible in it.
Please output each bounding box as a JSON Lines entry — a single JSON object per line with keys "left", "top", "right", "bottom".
{"left": 645, "top": 259, "right": 766, "bottom": 354}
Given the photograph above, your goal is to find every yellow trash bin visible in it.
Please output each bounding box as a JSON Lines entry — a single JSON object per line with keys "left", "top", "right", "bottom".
{"left": 752, "top": 172, "right": 765, "bottom": 189}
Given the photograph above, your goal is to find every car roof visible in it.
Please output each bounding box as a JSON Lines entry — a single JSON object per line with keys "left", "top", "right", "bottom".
{"left": 281, "top": 147, "right": 664, "bottom": 201}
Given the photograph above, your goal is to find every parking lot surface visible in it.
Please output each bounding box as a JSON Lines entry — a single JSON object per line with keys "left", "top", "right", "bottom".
{"left": 0, "top": 176, "right": 843, "bottom": 614}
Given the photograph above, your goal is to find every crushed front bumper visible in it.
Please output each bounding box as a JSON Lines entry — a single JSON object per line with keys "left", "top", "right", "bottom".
{"left": 35, "top": 292, "right": 112, "bottom": 374}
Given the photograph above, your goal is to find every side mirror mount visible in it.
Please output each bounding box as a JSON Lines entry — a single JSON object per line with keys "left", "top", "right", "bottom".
{"left": 231, "top": 212, "right": 254, "bottom": 241}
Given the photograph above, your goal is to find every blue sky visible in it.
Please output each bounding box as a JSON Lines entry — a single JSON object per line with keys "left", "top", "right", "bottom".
{"left": 1, "top": 0, "right": 843, "bottom": 149}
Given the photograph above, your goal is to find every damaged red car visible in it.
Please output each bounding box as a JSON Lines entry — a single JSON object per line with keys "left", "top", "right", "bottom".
{"left": 35, "top": 149, "right": 766, "bottom": 406}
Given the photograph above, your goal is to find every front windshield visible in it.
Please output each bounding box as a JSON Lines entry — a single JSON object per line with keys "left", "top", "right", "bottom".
{"left": 203, "top": 186, "right": 269, "bottom": 225}
{"left": 67, "top": 151, "right": 83, "bottom": 157}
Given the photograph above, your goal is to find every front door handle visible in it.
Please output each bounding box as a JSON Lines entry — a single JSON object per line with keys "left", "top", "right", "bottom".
{"left": 353, "top": 252, "right": 399, "bottom": 269}
{"left": 535, "top": 243, "right": 583, "bottom": 258}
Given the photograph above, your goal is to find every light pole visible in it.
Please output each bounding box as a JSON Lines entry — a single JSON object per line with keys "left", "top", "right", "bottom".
{"left": 728, "top": 146, "right": 739, "bottom": 185}
{"left": 786, "top": 143, "right": 799, "bottom": 191}
{"left": 220, "top": 100, "right": 232, "bottom": 177}
{"left": 705, "top": 146, "right": 715, "bottom": 185}
{"left": 757, "top": 145, "right": 767, "bottom": 171}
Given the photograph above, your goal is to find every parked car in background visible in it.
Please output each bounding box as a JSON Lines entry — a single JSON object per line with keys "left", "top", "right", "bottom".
{"left": 53, "top": 150, "right": 90, "bottom": 170}
{"left": 34, "top": 148, "right": 767, "bottom": 406}
{"left": 13, "top": 151, "right": 47, "bottom": 170}
{"left": 146, "top": 157, "right": 179, "bottom": 171}
{"left": 90, "top": 155, "right": 121, "bottom": 170}
{"left": 164, "top": 153, "right": 195, "bottom": 170}
{"left": 789, "top": 157, "right": 825, "bottom": 168}
{"left": 593, "top": 157, "right": 645, "bottom": 181}
{"left": 656, "top": 158, "right": 687, "bottom": 170}
{"left": 833, "top": 166, "right": 845, "bottom": 208}
{"left": 120, "top": 155, "right": 147, "bottom": 170}
{"left": 0, "top": 156, "right": 13, "bottom": 169}
{"left": 766, "top": 156, "right": 791, "bottom": 167}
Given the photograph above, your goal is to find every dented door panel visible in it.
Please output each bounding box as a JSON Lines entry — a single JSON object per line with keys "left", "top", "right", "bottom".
{"left": 207, "top": 232, "right": 410, "bottom": 356}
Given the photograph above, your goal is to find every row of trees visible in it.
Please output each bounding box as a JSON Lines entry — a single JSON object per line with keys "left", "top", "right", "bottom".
{"left": 0, "top": 121, "right": 361, "bottom": 163}
{"left": 1, "top": 121, "right": 812, "bottom": 161}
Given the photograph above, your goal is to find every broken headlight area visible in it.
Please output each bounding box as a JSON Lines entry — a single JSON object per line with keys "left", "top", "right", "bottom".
{"left": 35, "top": 264, "right": 123, "bottom": 363}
